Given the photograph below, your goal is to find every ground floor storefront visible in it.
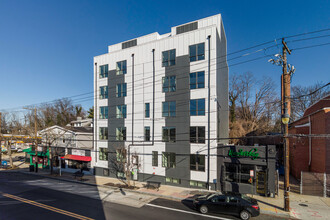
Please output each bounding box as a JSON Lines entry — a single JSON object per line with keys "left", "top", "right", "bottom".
{"left": 23, "top": 147, "right": 50, "bottom": 169}
{"left": 52, "top": 147, "right": 92, "bottom": 173}
{"left": 217, "top": 145, "right": 276, "bottom": 197}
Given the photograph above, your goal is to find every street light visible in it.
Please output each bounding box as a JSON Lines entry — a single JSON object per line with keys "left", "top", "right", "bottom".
{"left": 282, "top": 113, "right": 290, "bottom": 125}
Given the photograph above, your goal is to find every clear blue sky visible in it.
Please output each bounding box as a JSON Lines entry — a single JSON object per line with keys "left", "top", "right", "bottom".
{"left": 0, "top": 0, "right": 329, "bottom": 111}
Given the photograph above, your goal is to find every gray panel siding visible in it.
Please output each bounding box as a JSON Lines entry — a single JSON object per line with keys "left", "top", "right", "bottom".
{"left": 108, "top": 69, "right": 126, "bottom": 175}
{"left": 164, "top": 55, "right": 191, "bottom": 184}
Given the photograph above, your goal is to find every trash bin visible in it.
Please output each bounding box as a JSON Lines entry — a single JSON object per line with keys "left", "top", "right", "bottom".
{"left": 29, "top": 165, "right": 34, "bottom": 172}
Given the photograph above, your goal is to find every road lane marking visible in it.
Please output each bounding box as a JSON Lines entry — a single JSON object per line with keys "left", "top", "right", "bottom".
{"left": 145, "top": 203, "right": 232, "bottom": 220}
{"left": 2, "top": 193, "right": 94, "bottom": 220}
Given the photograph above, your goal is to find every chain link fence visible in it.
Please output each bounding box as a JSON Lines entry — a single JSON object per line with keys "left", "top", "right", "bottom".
{"left": 300, "top": 171, "right": 329, "bottom": 197}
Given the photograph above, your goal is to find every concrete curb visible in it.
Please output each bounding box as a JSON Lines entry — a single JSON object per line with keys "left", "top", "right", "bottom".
{"left": 10, "top": 170, "right": 292, "bottom": 219}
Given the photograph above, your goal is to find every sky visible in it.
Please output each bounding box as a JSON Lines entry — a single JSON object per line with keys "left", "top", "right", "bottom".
{"left": 0, "top": 0, "right": 329, "bottom": 112}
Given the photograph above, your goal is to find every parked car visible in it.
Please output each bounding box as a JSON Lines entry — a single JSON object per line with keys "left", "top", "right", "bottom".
{"left": 193, "top": 192, "right": 260, "bottom": 220}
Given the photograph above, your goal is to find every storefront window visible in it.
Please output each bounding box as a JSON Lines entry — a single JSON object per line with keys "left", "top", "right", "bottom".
{"left": 225, "top": 163, "right": 255, "bottom": 184}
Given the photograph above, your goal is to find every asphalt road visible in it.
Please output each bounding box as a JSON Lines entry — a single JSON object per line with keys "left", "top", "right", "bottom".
{"left": 0, "top": 172, "right": 290, "bottom": 220}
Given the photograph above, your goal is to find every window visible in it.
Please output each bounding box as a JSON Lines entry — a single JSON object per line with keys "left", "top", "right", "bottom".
{"left": 224, "top": 163, "right": 255, "bottom": 184}
{"left": 116, "top": 105, "right": 127, "bottom": 118}
{"left": 166, "top": 177, "right": 180, "bottom": 184}
{"left": 162, "top": 152, "right": 175, "bottom": 168}
{"left": 190, "top": 71, "right": 205, "bottom": 89}
{"left": 116, "top": 60, "right": 127, "bottom": 75}
{"left": 190, "top": 154, "right": 205, "bottom": 171}
{"left": 99, "top": 148, "right": 108, "bottom": 161}
{"left": 152, "top": 151, "right": 158, "bottom": 167}
{"left": 99, "top": 86, "right": 108, "bottom": 99}
{"left": 145, "top": 103, "right": 150, "bottom": 118}
{"left": 162, "top": 76, "right": 176, "bottom": 92}
{"left": 162, "top": 49, "right": 176, "bottom": 67}
{"left": 99, "top": 64, "right": 108, "bottom": 78}
{"left": 144, "top": 126, "right": 150, "bottom": 141}
{"left": 99, "top": 127, "right": 108, "bottom": 140}
{"left": 189, "top": 43, "right": 205, "bottom": 62}
{"left": 162, "top": 101, "right": 176, "bottom": 117}
{"left": 103, "top": 168, "right": 109, "bottom": 176}
{"left": 190, "top": 99, "right": 205, "bottom": 116}
{"left": 116, "top": 83, "right": 127, "bottom": 97}
{"left": 190, "top": 181, "right": 206, "bottom": 188}
{"left": 190, "top": 126, "right": 205, "bottom": 143}
{"left": 162, "top": 127, "right": 176, "bottom": 142}
{"left": 117, "top": 172, "right": 125, "bottom": 179}
{"left": 99, "top": 106, "right": 108, "bottom": 119}
{"left": 116, "top": 149, "right": 126, "bottom": 162}
{"left": 116, "top": 127, "right": 126, "bottom": 141}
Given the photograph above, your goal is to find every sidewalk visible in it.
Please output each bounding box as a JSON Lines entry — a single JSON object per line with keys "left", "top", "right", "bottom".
{"left": 6, "top": 166, "right": 330, "bottom": 219}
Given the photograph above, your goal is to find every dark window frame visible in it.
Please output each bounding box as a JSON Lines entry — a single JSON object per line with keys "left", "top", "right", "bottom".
{"left": 116, "top": 83, "right": 127, "bottom": 97}
{"left": 116, "top": 60, "right": 127, "bottom": 75}
{"left": 162, "top": 49, "right": 176, "bottom": 67}
{"left": 162, "top": 76, "right": 176, "bottom": 93}
{"left": 99, "top": 106, "right": 108, "bottom": 119}
{"left": 145, "top": 103, "right": 150, "bottom": 118}
{"left": 190, "top": 154, "right": 205, "bottom": 171}
{"left": 162, "top": 127, "right": 176, "bottom": 142}
{"left": 116, "top": 104, "right": 127, "bottom": 118}
{"left": 189, "top": 43, "right": 205, "bottom": 62}
{"left": 190, "top": 126, "right": 205, "bottom": 143}
{"left": 99, "top": 64, "right": 108, "bottom": 78}
{"left": 99, "top": 148, "right": 109, "bottom": 161}
{"left": 162, "top": 152, "right": 176, "bottom": 168}
{"left": 162, "top": 101, "right": 176, "bottom": 117}
{"left": 152, "top": 151, "right": 158, "bottom": 167}
{"left": 144, "top": 126, "right": 150, "bottom": 141}
{"left": 116, "top": 127, "right": 126, "bottom": 141}
{"left": 189, "top": 71, "right": 205, "bottom": 89}
{"left": 99, "top": 86, "right": 108, "bottom": 99}
{"left": 99, "top": 127, "right": 108, "bottom": 140}
{"left": 190, "top": 99, "right": 205, "bottom": 116}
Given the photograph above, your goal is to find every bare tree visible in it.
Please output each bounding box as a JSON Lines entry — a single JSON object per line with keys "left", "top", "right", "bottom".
{"left": 291, "top": 82, "right": 330, "bottom": 121}
{"left": 229, "top": 72, "right": 278, "bottom": 143}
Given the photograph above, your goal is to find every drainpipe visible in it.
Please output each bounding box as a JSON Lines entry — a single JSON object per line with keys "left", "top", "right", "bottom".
{"left": 207, "top": 35, "right": 211, "bottom": 190}
{"left": 308, "top": 116, "right": 311, "bottom": 167}
{"left": 94, "top": 62, "right": 98, "bottom": 164}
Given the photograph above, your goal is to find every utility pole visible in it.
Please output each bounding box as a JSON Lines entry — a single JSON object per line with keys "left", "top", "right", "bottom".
{"left": 24, "top": 107, "right": 39, "bottom": 172}
{"left": 282, "top": 39, "right": 291, "bottom": 212}
{"left": 269, "top": 39, "right": 295, "bottom": 212}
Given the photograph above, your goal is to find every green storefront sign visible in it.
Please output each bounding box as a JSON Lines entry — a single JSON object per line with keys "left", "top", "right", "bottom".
{"left": 228, "top": 148, "right": 259, "bottom": 160}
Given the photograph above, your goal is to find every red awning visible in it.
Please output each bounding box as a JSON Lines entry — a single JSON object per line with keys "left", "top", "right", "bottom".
{"left": 62, "top": 154, "right": 92, "bottom": 162}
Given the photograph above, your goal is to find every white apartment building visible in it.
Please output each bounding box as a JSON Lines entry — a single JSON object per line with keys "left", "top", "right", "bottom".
{"left": 93, "top": 14, "right": 228, "bottom": 190}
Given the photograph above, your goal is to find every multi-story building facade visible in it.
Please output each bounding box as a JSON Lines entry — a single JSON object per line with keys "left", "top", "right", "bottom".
{"left": 93, "top": 14, "right": 228, "bottom": 190}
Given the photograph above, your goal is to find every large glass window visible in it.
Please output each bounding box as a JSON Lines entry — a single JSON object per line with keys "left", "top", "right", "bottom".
{"left": 190, "top": 99, "right": 205, "bottom": 116}
{"left": 152, "top": 151, "right": 158, "bottom": 167}
{"left": 99, "top": 86, "right": 108, "bottom": 99}
{"left": 116, "top": 83, "right": 127, "bottom": 97}
{"left": 162, "top": 49, "right": 176, "bottom": 67}
{"left": 190, "top": 154, "right": 205, "bottom": 171}
{"left": 162, "top": 101, "right": 176, "bottom": 117}
{"left": 162, "top": 152, "right": 176, "bottom": 168}
{"left": 116, "top": 60, "right": 127, "bottom": 75}
{"left": 144, "top": 126, "right": 150, "bottom": 141}
{"left": 224, "top": 163, "right": 255, "bottom": 184}
{"left": 162, "top": 76, "right": 176, "bottom": 92}
{"left": 190, "top": 126, "right": 205, "bottom": 143}
{"left": 145, "top": 103, "right": 150, "bottom": 118}
{"left": 99, "top": 127, "right": 108, "bottom": 140}
{"left": 100, "top": 64, "right": 108, "bottom": 78}
{"left": 162, "top": 127, "right": 176, "bottom": 142}
{"left": 99, "top": 148, "right": 108, "bottom": 161}
{"left": 190, "top": 181, "right": 206, "bottom": 188}
{"left": 116, "top": 149, "right": 126, "bottom": 162}
{"left": 189, "top": 43, "right": 205, "bottom": 62}
{"left": 116, "top": 105, "right": 127, "bottom": 118}
{"left": 190, "top": 71, "right": 205, "bottom": 89}
{"left": 99, "top": 106, "right": 108, "bottom": 119}
{"left": 116, "top": 127, "right": 126, "bottom": 141}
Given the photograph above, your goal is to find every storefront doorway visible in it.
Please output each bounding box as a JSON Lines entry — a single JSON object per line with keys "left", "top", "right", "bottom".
{"left": 256, "top": 166, "right": 267, "bottom": 195}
